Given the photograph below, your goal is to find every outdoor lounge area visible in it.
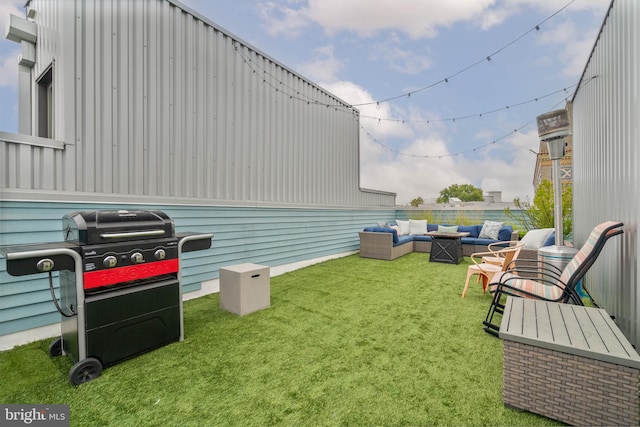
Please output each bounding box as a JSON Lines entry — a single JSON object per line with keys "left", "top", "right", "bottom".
{"left": 0, "top": 253, "right": 567, "bottom": 426}
{"left": 0, "top": 1, "right": 638, "bottom": 425}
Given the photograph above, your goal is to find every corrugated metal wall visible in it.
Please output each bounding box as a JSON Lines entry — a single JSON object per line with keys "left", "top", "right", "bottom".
{"left": 0, "top": 200, "right": 396, "bottom": 337}
{"left": 2, "top": 0, "right": 394, "bottom": 207}
{"left": 571, "top": 0, "right": 639, "bottom": 346}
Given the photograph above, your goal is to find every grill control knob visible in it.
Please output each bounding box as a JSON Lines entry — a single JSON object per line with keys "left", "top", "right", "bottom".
{"left": 130, "top": 252, "right": 144, "bottom": 264}
{"left": 37, "top": 259, "right": 55, "bottom": 272}
{"left": 103, "top": 256, "right": 118, "bottom": 268}
{"left": 154, "top": 249, "right": 166, "bottom": 260}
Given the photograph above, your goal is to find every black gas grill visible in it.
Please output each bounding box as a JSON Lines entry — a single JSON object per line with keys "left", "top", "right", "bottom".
{"left": 2, "top": 210, "right": 212, "bottom": 385}
{"left": 61, "top": 210, "right": 179, "bottom": 292}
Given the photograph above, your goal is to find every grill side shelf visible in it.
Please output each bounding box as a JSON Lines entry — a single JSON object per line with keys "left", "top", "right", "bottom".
{"left": 1, "top": 242, "right": 81, "bottom": 275}
{"left": 176, "top": 232, "right": 213, "bottom": 253}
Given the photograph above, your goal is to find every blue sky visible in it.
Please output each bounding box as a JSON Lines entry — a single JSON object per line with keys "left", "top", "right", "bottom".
{"left": 0, "top": 0, "right": 610, "bottom": 205}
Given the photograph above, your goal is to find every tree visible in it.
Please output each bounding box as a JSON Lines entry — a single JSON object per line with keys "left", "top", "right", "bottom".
{"left": 410, "top": 197, "right": 424, "bottom": 207}
{"left": 436, "top": 184, "right": 483, "bottom": 203}
{"left": 504, "top": 179, "right": 573, "bottom": 237}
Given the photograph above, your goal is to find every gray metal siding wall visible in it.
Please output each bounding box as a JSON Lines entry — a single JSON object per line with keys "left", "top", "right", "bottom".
{"left": 3, "top": 0, "right": 394, "bottom": 208}
{"left": 0, "top": 200, "right": 396, "bottom": 336}
{"left": 572, "top": 0, "right": 639, "bottom": 346}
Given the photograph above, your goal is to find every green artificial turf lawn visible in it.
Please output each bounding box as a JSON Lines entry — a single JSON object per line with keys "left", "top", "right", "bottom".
{"left": 0, "top": 253, "right": 562, "bottom": 426}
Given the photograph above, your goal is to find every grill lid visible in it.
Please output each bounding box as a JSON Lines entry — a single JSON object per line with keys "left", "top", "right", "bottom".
{"left": 63, "top": 210, "right": 175, "bottom": 245}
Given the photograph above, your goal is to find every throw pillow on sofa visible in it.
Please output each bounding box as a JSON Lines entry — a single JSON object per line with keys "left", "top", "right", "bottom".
{"left": 479, "top": 220, "right": 503, "bottom": 240}
{"left": 409, "top": 219, "right": 428, "bottom": 235}
{"left": 543, "top": 232, "right": 557, "bottom": 247}
{"left": 498, "top": 224, "right": 514, "bottom": 241}
{"left": 396, "top": 220, "right": 411, "bottom": 236}
{"left": 437, "top": 225, "right": 458, "bottom": 233}
{"left": 520, "top": 228, "right": 554, "bottom": 249}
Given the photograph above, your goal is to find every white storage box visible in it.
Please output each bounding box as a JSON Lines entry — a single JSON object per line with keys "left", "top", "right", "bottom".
{"left": 219, "top": 263, "right": 270, "bottom": 316}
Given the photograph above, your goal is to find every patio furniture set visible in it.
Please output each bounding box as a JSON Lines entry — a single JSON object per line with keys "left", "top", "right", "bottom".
{"left": 359, "top": 219, "right": 518, "bottom": 261}
{"left": 482, "top": 221, "right": 639, "bottom": 426}
{"left": 359, "top": 219, "right": 640, "bottom": 426}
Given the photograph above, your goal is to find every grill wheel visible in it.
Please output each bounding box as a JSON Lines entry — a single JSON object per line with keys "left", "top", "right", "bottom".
{"left": 48, "top": 337, "right": 63, "bottom": 357}
{"left": 69, "top": 357, "right": 103, "bottom": 386}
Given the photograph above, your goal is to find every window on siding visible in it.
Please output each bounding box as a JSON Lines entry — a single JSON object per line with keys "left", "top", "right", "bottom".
{"left": 36, "top": 63, "right": 53, "bottom": 138}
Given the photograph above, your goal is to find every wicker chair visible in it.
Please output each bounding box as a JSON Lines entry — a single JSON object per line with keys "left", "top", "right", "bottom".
{"left": 483, "top": 221, "right": 624, "bottom": 337}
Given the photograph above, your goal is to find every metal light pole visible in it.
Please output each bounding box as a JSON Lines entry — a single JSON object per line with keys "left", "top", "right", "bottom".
{"left": 535, "top": 109, "right": 578, "bottom": 277}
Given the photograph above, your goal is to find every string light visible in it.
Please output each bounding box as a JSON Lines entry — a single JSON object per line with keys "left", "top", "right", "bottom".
{"left": 361, "top": 121, "right": 532, "bottom": 159}
{"left": 231, "top": 0, "right": 576, "bottom": 113}
{"left": 346, "top": 0, "right": 576, "bottom": 108}
{"left": 227, "top": 4, "right": 600, "bottom": 161}
{"left": 359, "top": 79, "right": 602, "bottom": 160}
{"left": 232, "top": 37, "right": 598, "bottom": 160}
{"left": 232, "top": 41, "right": 353, "bottom": 110}
{"left": 358, "top": 77, "right": 597, "bottom": 125}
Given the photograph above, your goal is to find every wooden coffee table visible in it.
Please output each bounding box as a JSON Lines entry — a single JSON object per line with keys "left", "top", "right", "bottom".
{"left": 425, "top": 232, "right": 470, "bottom": 264}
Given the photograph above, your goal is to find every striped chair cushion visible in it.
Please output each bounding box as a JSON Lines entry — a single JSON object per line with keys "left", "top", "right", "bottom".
{"left": 559, "top": 221, "right": 614, "bottom": 284}
{"left": 497, "top": 221, "right": 620, "bottom": 300}
{"left": 497, "top": 273, "right": 564, "bottom": 300}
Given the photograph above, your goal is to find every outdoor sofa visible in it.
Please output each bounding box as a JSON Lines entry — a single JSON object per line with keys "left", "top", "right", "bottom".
{"left": 359, "top": 220, "right": 518, "bottom": 261}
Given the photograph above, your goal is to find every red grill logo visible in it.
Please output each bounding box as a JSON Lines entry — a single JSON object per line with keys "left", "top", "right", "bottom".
{"left": 83, "top": 259, "right": 179, "bottom": 289}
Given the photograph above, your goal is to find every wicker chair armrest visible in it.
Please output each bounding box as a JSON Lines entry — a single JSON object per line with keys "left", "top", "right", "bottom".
{"left": 486, "top": 242, "right": 506, "bottom": 257}
{"left": 470, "top": 249, "right": 500, "bottom": 265}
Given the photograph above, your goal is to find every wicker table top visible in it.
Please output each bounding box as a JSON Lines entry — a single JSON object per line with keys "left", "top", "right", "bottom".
{"left": 499, "top": 297, "right": 640, "bottom": 369}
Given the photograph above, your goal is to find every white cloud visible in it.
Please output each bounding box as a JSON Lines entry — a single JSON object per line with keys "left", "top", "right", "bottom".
{"left": 360, "top": 136, "right": 466, "bottom": 204}
{"left": 363, "top": 116, "right": 536, "bottom": 205}
{"left": 0, "top": 0, "right": 26, "bottom": 89}
{"left": 318, "top": 79, "right": 463, "bottom": 203}
{"left": 496, "top": 0, "right": 608, "bottom": 14}
{"left": 474, "top": 129, "right": 538, "bottom": 202}
{"left": 466, "top": 0, "right": 609, "bottom": 82}
{"left": 536, "top": 19, "right": 600, "bottom": 77}
{"left": 259, "top": 0, "right": 610, "bottom": 40}
{"left": 321, "top": 80, "right": 413, "bottom": 140}
{"left": 479, "top": 9, "right": 510, "bottom": 30}
{"left": 261, "top": 0, "right": 496, "bottom": 39}
{"left": 478, "top": 0, "right": 605, "bottom": 30}
{"left": 317, "top": 76, "right": 540, "bottom": 205}
{"left": 0, "top": 49, "right": 19, "bottom": 89}
{"left": 297, "top": 44, "right": 343, "bottom": 82}
{"left": 370, "top": 38, "right": 433, "bottom": 75}
{"left": 257, "top": 1, "right": 311, "bottom": 39}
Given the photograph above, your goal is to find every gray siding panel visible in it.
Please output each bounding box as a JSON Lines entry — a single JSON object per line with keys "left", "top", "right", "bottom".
{"left": 0, "top": 200, "right": 395, "bottom": 336}
{"left": 572, "top": 0, "right": 638, "bottom": 346}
